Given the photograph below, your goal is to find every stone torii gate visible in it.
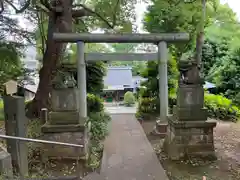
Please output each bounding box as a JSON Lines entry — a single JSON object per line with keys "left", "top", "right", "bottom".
{"left": 51, "top": 32, "right": 217, "bottom": 160}
{"left": 53, "top": 32, "right": 189, "bottom": 124}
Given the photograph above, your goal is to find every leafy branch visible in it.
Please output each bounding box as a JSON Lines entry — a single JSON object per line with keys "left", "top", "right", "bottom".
{"left": 72, "top": 2, "right": 119, "bottom": 29}
{"left": 4, "top": 0, "right": 31, "bottom": 13}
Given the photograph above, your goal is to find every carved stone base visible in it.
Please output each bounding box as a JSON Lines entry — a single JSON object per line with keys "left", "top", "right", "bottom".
{"left": 173, "top": 106, "right": 208, "bottom": 121}
{"left": 177, "top": 84, "right": 204, "bottom": 109}
{"left": 164, "top": 118, "right": 217, "bottom": 160}
{"left": 40, "top": 132, "right": 86, "bottom": 160}
{"left": 49, "top": 111, "right": 79, "bottom": 125}
{"left": 41, "top": 123, "right": 84, "bottom": 133}
{"left": 47, "top": 111, "right": 87, "bottom": 126}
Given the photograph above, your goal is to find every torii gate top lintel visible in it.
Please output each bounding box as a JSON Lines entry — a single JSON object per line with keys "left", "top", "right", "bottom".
{"left": 53, "top": 33, "right": 189, "bottom": 43}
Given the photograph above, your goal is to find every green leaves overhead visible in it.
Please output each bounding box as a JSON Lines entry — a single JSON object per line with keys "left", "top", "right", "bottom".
{"left": 74, "top": 0, "right": 137, "bottom": 32}
{"left": 143, "top": 0, "right": 240, "bottom": 108}
{"left": 0, "top": 42, "right": 24, "bottom": 94}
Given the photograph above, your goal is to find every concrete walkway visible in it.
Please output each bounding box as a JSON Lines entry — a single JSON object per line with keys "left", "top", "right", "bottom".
{"left": 100, "top": 114, "right": 169, "bottom": 180}
{"left": 105, "top": 106, "right": 136, "bottom": 114}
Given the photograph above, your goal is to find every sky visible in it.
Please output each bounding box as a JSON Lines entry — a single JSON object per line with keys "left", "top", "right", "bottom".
{"left": 220, "top": 0, "right": 240, "bottom": 19}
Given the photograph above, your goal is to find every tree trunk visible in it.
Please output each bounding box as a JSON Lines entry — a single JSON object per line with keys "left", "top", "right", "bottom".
{"left": 26, "top": 0, "right": 73, "bottom": 118}
{"left": 195, "top": 0, "right": 206, "bottom": 66}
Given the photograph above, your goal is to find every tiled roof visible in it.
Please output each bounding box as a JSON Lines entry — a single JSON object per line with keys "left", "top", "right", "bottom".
{"left": 104, "top": 66, "right": 133, "bottom": 88}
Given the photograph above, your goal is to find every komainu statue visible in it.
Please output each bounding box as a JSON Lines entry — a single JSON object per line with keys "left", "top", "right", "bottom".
{"left": 178, "top": 57, "right": 204, "bottom": 85}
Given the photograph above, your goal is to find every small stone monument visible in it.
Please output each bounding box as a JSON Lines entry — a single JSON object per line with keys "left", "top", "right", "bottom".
{"left": 41, "top": 63, "right": 90, "bottom": 160}
{"left": 4, "top": 80, "right": 18, "bottom": 96}
{"left": 0, "top": 147, "right": 13, "bottom": 178}
{"left": 164, "top": 58, "right": 217, "bottom": 160}
{"left": 3, "top": 80, "right": 29, "bottom": 177}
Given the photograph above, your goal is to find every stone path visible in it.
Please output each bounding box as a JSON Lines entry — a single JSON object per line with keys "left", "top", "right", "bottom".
{"left": 104, "top": 106, "right": 136, "bottom": 114}
{"left": 100, "top": 114, "right": 169, "bottom": 180}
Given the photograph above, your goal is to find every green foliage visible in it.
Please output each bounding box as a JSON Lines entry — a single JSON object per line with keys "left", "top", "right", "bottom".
{"left": 124, "top": 91, "right": 135, "bottom": 106}
{"left": 88, "top": 111, "right": 111, "bottom": 142}
{"left": 142, "top": 0, "right": 240, "bottom": 122}
{"left": 86, "top": 93, "right": 110, "bottom": 169}
{"left": 137, "top": 92, "right": 240, "bottom": 122}
{"left": 202, "top": 38, "right": 229, "bottom": 79}
{"left": 108, "top": 43, "right": 147, "bottom": 75}
{"left": 0, "top": 100, "right": 3, "bottom": 110}
{"left": 144, "top": 0, "right": 206, "bottom": 55}
{"left": 87, "top": 93, "right": 104, "bottom": 114}
{"left": 87, "top": 111, "right": 111, "bottom": 169}
{"left": 0, "top": 42, "right": 24, "bottom": 94}
{"left": 205, "top": 2, "right": 240, "bottom": 51}
{"left": 85, "top": 0, "right": 137, "bottom": 32}
{"left": 138, "top": 97, "right": 158, "bottom": 114}
{"left": 0, "top": 99, "right": 3, "bottom": 121}
{"left": 140, "top": 54, "right": 178, "bottom": 98}
{"left": 204, "top": 93, "right": 240, "bottom": 122}
{"left": 137, "top": 53, "right": 178, "bottom": 118}
{"left": 86, "top": 62, "right": 106, "bottom": 94}
{"left": 136, "top": 94, "right": 177, "bottom": 119}
{"left": 27, "top": 120, "right": 43, "bottom": 166}
{"left": 205, "top": 48, "right": 240, "bottom": 105}
{"left": 70, "top": 44, "right": 107, "bottom": 95}
{"left": 110, "top": 61, "right": 146, "bottom": 76}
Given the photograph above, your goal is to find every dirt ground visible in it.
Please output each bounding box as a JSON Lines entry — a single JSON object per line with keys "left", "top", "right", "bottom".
{"left": 141, "top": 120, "right": 240, "bottom": 180}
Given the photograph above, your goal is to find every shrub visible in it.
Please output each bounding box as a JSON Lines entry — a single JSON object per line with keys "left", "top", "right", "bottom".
{"left": 204, "top": 93, "right": 240, "bottom": 121}
{"left": 136, "top": 92, "right": 240, "bottom": 122}
{"left": 87, "top": 93, "right": 104, "bottom": 114}
{"left": 88, "top": 111, "right": 111, "bottom": 142}
{"left": 87, "top": 111, "right": 111, "bottom": 169}
{"left": 124, "top": 91, "right": 135, "bottom": 106}
{"left": 138, "top": 97, "right": 158, "bottom": 114}
{"left": 136, "top": 94, "right": 177, "bottom": 118}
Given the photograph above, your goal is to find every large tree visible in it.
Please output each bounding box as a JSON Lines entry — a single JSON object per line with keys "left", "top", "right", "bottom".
{"left": 1, "top": 0, "right": 137, "bottom": 117}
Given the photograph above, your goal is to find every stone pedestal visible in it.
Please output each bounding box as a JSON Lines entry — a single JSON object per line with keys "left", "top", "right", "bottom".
{"left": 51, "top": 88, "right": 79, "bottom": 112}
{"left": 41, "top": 87, "right": 90, "bottom": 160}
{"left": 164, "top": 118, "right": 216, "bottom": 160}
{"left": 40, "top": 64, "right": 90, "bottom": 161}
{"left": 40, "top": 131, "right": 86, "bottom": 160}
{"left": 164, "top": 83, "right": 217, "bottom": 160}
{"left": 40, "top": 120, "right": 91, "bottom": 160}
{"left": 0, "top": 150, "right": 13, "bottom": 178}
{"left": 172, "top": 106, "right": 208, "bottom": 121}
{"left": 151, "top": 119, "right": 168, "bottom": 138}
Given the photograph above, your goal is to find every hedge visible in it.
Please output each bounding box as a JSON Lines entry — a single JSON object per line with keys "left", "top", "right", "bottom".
{"left": 204, "top": 93, "right": 240, "bottom": 122}
{"left": 137, "top": 93, "right": 240, "bottom": 122}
